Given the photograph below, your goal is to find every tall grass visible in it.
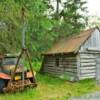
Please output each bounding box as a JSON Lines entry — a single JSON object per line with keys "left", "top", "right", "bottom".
{"left": 0, "top": 62, "right": 100, "bottom": 100}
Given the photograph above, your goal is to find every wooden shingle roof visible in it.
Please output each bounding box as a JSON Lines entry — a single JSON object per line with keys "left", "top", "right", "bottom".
{"left": 43, "top": 28, "right": 97, "bottom": 55}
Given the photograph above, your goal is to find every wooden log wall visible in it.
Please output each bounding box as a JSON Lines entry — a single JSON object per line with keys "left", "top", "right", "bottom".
{"left": 43, "top": 54, "right": 78, "bottom": 79}
{"left": 78, "top": 53, "right": 96, "bottom": 80}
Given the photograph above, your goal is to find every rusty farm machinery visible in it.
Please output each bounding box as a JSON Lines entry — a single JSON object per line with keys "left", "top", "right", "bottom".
{"left": 0, "top": 7, "right": 37, "bottom": 93}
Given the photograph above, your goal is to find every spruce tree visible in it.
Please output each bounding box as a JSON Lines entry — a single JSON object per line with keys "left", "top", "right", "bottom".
{"left": 60, "top": 0, "right": 88, "bottom": 34}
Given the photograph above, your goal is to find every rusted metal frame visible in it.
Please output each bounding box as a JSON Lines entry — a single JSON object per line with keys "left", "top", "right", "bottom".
{"left": 25, "top": 49, "right": 36, "bottom": 83}
{"left": 10, "top": 50, "right": 24, "bottom": 82}
{"left": 22, "top": 50, "right": 25, "bottom": 88}
{"left": 10, "top": 48, "right": 36, "bottom": 90}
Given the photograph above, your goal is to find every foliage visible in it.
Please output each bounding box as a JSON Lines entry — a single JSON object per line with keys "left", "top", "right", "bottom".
{"left": 53, "top": 0, "right": 88, "bottom": 37}
{"left": 88, "top": 15, "right": 100, "bottom": 28}
{"left": 0, "top": 0, "right": 88, "bottom": 60}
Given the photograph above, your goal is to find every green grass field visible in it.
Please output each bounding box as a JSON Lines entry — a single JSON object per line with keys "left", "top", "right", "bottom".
{"left": 0, "top": 62, "right": 100, "bottom": 100}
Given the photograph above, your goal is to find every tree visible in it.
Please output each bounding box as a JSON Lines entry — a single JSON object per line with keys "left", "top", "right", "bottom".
{"left": 60, "top": 0, "right": 88, "bottom": 34}
{"left": 0, "top": 0, "right": 55, "bottom": 60}
{"left": 0, "top": 0, "right": 88, "bottom": 60}
{"left": 88, "top": 15, "right": 100, "bottom": 28}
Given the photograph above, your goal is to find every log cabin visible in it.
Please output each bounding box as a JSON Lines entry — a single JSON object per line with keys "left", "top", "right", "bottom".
{"left": 40, "top": 27, "right": 100, "bottom": 81}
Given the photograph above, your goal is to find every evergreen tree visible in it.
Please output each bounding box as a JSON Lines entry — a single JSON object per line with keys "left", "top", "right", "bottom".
{"left": 60, "top": 0, "right": 88, "bottom": 34}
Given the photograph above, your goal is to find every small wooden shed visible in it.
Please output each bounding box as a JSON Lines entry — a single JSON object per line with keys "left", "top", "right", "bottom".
{"left": 40, "top": 27, "right": 100, "bottom": 81}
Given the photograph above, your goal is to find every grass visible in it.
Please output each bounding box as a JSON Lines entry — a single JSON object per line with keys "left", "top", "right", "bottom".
{"left": 0, "top": 62, "right": 100, "bottom": 100}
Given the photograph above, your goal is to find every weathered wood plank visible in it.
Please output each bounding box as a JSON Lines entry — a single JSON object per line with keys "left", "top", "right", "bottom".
{"left": 44, "top": 67, "right": 77, "bottom": 75}
{"left": 64, "top": 69, "right": 77, "bottom": 73}
{"left": 65, "top": 58, "right": 76, "bottom": 60}
{"left": 80, "top": 69, "right": 96, "bottom": 74}
{"left": 87, "top": 47, "right": 100, "bottom": 51}
{"left": 79, "top": 53, "right": 95, "bottom": 59}
{"left": 62, "top": 62, "right": 77, "bottom": 64}
{"left": 80, "top": 73, "right": 96, "bottom": 76}
{"left": 64, "top": 72, "right": 77, "bottom": 76}
{"left": 65, "top": 66, "right": 76, "bottom": 69}
{"left": 80, "top": 53, "right": 93, "bottom": 56}
{"left": 79, "top": 75, "right": 95, "bottom": 80}
{"left": 80, "top": 55, "right": 95, "bottom": 59}
{"left": 46, "top": 71, "right": 63, "bottom": 75}
{"left": 44, "top": 64, "right": 77, "bottom": 68}
{"left": 80, "top": 66, "right": 95, "bottom": 70}
{"left": 81, "top": 63, "right": 96, "bottom": 66}
{"left": 79, "top": 51, "right": 100, "bottom": 54}
{"left": 64, "top": 65, "right": 77, "bottom": 68}
{"left": 80, "top": 59, "right": 95, "bottom": 63}
{"left": 43, "top": 68, "right": 63, "bottom": 73}
{"left": 44, "top": 71, "right": 61, "bottom": 75}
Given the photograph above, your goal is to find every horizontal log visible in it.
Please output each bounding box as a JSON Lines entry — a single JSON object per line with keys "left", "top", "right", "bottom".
{"left": 64, "top": 69, "right": 77, "bottom": 73}
{"left": 64, "top": 72, "right": 77, "bottom": 76}
{"left": 44, "top": 67, "right": 77, "bottom": 72}
{"left": 79, "top": 53, "right": 94, "bottom": 56}
{"left": 44, "top": 65, "right": 55, "bottom": 68}
{"left": 45, "top": 61, "right": 77, "bottom": 63}
{"left": 65, "top": 60, "right": 76, "bottom": 62}
{"left": 44, "top": 70, "right": 64, "bottom": 75}
{"left": 80, "top": 59, "right": 95, "bottom": 63}
{"left": 43, "top": 68, "right": 56, "bottom": 72}
{"left": 43, "top": 67, "right": 77, "bottom": 75}
{"left": 63, "top": 54, "right": 76, "bottom": 57}
{"left": 44, "top": 71, "right": 61, "bottom": 75}
{"left": 63, "top": 57, "right": 76, "bottom": 60}
{"left": 63, "top": 65, "right": 77, "bottom": 68}
{"left": 62, "top": 61, "right": 77, "bottom": 64}
{"left": 80, "top": 66, "right": 95, "bottom": 70}
{"left": 80, "top": 73, "right": 96, "bottom": 76}
{"left": 45, "top": 61, "right": 55, "bottom": 63}
{"left": 44, "top": 66, "right": 63, "bottom": 70}
{"left": 79, "top": 75, "right": 95, "bottom": 80}
{"left": 64, "top": 67, "right": 77, "bottom": 69}
{"left": 79, "top": 57, "right": 95, "bottom": 61}
{"left": 80, "top": 56, "right": 95, "bottom": 59}
{"left": 45, "top": 60, "right": 77, "bottom": 64}
{"left": 79, "top": 51, "right": 100, "bottom": 54}
{"left": 43, "top": 68, "right": 63, "bottom": 73}
{"left": 45, "top": 63, "right": 54, "bottom": 65}
{"left": 45, "top": 58, "right": 55, "bottom": 61}
{"left": 80, "top": 69, "right": 96, "bottom": 74}
{"left": 79, "top": 54, "right": 95, "bottom": 59}
{"left": 44, "top": 64, "right": 77, "bottom": 68}
{"left": 62, "top": 64, "right": 77, "bottom": 67}
{"left": 45, "top": 60, "right": 55, "bottom": 62}
{"left": 81, "top": 63, "right": 96, "bottom": 66}
{"left": 87, "top": 47, "right": 100, "bottom": 51}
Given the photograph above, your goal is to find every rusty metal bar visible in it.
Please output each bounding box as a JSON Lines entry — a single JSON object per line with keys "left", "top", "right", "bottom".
{"left": 10, "top": 50, "right": 24, "bottom": 82}
{"left": 25, "top": 49, "right": 36, "bottom": 83}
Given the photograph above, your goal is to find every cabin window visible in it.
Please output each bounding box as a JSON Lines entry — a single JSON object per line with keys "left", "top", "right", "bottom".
{"left": 55, "top": 57, "right": 59, "bottom": 67}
